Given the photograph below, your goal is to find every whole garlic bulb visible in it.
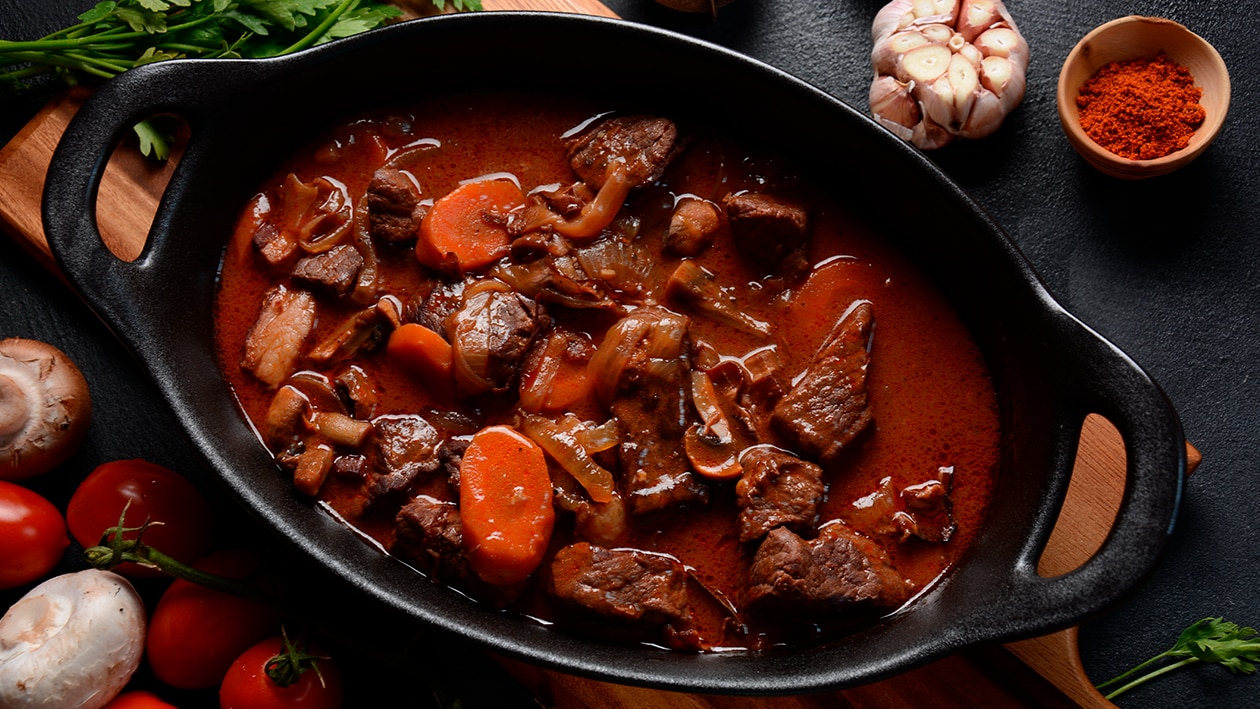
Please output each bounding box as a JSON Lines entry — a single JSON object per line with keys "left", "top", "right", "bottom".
{"left": 869, "top": 0, "right": 1029, "bottom": 149}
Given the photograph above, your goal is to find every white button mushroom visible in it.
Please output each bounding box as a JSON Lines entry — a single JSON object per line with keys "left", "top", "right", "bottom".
{"left": 869, "top": 0, "right": 1029, "bottom": 149}
{"left": 0, "top": 569, "right": 146, "bottom": 709}
{"left": 0, "top": 338, "right": 92, "bottom": 481}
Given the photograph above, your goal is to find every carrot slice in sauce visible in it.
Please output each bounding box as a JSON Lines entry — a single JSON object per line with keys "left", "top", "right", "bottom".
{"left": 416, "top": 179, "right": 524, "bottom": 273}
{"left": 388, "top": 323, "right": 452, "bottom": 379}
{"left": 460, "top": 425, "right": 555, "bottom": 586}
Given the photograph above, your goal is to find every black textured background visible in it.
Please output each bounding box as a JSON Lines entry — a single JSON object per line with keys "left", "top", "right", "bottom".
{"left": 2, "top": 0, "right": 1258, "bottom": 706}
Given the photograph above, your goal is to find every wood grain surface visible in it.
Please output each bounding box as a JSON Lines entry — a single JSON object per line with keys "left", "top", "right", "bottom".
{"left": 0, "top": 2, "right": 1201, "bottom": 706}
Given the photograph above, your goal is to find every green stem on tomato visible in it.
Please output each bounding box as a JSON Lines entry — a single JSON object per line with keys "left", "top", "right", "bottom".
{"left": 265, "top": 627, "right": 331, "bottom": 688}
{"left": 83, "top": 506, "right": 275, "bottom": 604}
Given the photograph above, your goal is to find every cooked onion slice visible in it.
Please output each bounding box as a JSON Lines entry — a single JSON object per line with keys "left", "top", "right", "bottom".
{"left": 513, "top": 163, "right": 634, "bottom": 240}
{"left": 587, "top": 307, "right": 690, "bottom": 406}
{"left": 519, "top": 413, "right": 616, "bottom": 504}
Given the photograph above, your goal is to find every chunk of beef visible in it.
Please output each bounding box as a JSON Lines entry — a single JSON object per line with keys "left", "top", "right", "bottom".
{"left": 772, "top": 301, "right": 874, "bottom": 463}
{"left": 389, "top": 495, "right": 471, "bottom": 584}
{"left": 663, "top": 197, "right": 723, "bottom": 257}
{"left": 722, "top": 192, "right": 810, "bottom": 273}
{"left": 735, "top": 445, "right": 825, "bottom": 543}
{"left": 290, "top": 244, "right": 364, "bottom": 299}
{"left": 746, "top": 524, "right": 909, "bottom": 616}
{"left": 403, "top": 279, "right": 464, "bottom": 335}
{"left": 366, "top": 168, "right": 424, "bottom": 244}
{"left": 447, "top": 281, "right": 548, "bottom": 396}
{"left": 251, "top": 221, "right": 295, "bottom": 268}
{"left": 566, "top": 116, "right": 680, "bottom": 189}
{"left": 550, "top": 542, "right": 692, "bottom": 626}
{"left": 590, "top": 306, "right": 709, "bottom": 514}
{"left": 901, "top": 466, "right": 956, "bottom": 543}
{"left": 331, "top": 454, "right": 368, "bottom": 479}
{"left": 436, "top": 435, "right": 471, "bottom": 486}
{"left": 367, "top": 414, "right": 442, "bottom": 499}
{"left": 845, "top": 467, "right": 956, "bottom": 543}
{"left": 243, "top": 285, "right": 316, "bottom": 389}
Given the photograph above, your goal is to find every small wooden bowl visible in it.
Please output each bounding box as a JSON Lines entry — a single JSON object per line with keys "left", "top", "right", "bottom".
{"left": 1057, "top": 16, "right": 1230, "bottom": 179}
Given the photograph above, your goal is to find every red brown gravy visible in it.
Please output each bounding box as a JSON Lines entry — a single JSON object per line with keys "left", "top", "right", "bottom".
{"left": 214, "top": 93, "right": 1000, "bottom": 652}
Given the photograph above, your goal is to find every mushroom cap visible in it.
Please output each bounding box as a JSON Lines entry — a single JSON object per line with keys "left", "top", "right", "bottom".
{"left": 0, "top": 338, "right": 92, "bottom": 481}
{"left": 0, "top": 569, "right": 146, "bottom": 709}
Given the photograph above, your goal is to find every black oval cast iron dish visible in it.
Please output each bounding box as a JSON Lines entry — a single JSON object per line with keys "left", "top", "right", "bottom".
{"left": 41, "top": 12, "right": 1186, "bottom": 695}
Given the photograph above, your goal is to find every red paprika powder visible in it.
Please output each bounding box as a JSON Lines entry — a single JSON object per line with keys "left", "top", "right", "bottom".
{"left": 1076, "top": 53, "right": 1205, "bottom": 160}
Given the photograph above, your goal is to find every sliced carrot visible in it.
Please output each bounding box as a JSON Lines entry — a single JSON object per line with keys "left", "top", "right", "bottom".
{"left": 460, "top": 425, "right": 555, "bottom": 586}
{"left": 388, "top": 322, "right": 453, "bottom": 380}
{"left": 416, "top": 179, "right": 525, "bottom": 273}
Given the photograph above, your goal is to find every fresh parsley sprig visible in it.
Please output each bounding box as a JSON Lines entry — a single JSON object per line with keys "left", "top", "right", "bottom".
{"left": 1, "top": 0, "right": 481, "bottom": 159}
{"left": 1095, "top": 616, "right": 1260, "bottom": 700}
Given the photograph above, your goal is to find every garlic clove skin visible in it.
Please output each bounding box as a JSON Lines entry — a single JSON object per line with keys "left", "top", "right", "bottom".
{"left": 869, "top": 75, "right": 922, "bottom": 140}
{"left": 907, "top": 0, "right": 959, "bottom": 27}
{"left": 911, "top": 115, "right": 955, "bottom": 150}
{"left": 869, "top": 0, "right": 1028, "bottom": 149}
{"left": 0, "top": 570, "right": 146, "bottom": 709}
{"left": 871, "top": 0, "right": 916, "bottom": 42}
{"left": 957, "top": 0, "right": 1003, "bottom": 42}
{"left": 959, "top": 90, "right": 1006, "bottom": 138}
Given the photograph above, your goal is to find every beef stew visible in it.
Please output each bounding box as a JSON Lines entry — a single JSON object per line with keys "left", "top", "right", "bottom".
{"left": 214, "top": 92, "right": 1001, "bottom": 653}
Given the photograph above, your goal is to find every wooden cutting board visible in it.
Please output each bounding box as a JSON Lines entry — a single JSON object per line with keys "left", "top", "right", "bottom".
{"left": 0, "top": 3, "right": 1201, "bottom": 706}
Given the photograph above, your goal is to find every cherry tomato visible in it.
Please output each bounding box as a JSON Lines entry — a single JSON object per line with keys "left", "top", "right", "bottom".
{"left": 103, "top": 690, "right": 179, "bottom": 709}
{"left": 0, "top": 480, "right": 69, "bottom": 589}
{"left": 147, "top": 548, "right": 283, "bottom": 689}
{"left": 220, "top": 635, "right": 344, "bottom": 709}
{"left": 66, "top": 459, "right": 214, "bottom": 578}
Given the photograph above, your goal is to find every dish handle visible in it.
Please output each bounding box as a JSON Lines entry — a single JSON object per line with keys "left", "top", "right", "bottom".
{"left": 992, "top": 310, "right": 1186, "bottom": 635}
{"left": 41, "top": 59, "right": 259, "bottom": 335}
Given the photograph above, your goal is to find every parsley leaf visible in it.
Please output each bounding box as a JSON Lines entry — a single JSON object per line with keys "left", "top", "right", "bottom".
{"left": 245, "top": 0, "right": 340, "bottom": 32}
{"left": 1096, "top": 617, "right": 1260, "bottom": 700}
{"left": 133, "top": 117, "right": 173, "bottom": 160}
{"left": 1, "top": 0, "right": 477, "bottom": 160}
